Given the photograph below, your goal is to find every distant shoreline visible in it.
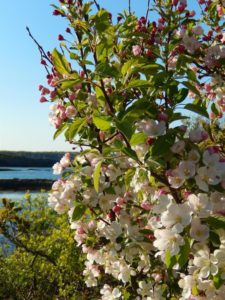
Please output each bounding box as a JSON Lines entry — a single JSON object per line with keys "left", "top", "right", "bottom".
{"left": 0, "top": 179, "right": 54, "bottom": 191}
{"left": 0, "top": 151, "right": 73, "bottom": 168}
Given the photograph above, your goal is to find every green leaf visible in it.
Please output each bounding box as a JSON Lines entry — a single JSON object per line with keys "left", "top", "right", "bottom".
{"left": 54, "top": 123, "right": 67, "bottom": 140}
{"left": 176, "top": 88, "right": 189, "bottom": 104}
{"left": 113, "top": 140, "right": 124, "bottom": 150}
{"left": 124, "top": 169, "right": 135, "bottom": 189}
{"left": 211, "top": 102, "right": 221, "bottom": 116}
{"left": 130, "top": 132, "right": 147, "bottom": 146}
{"left": 95, "top": 62, "right": 119, "bottom": 78}
{"left": 182, "top": 81, "right": 200, "bottom": 96}
{"left": 72, "top": 204, "right": 86, "bottom": 221}
{"left": 126, "top": 79, "right": 150, "bottom": 89}
{"left": 93, "top": 161, "right": 102, "bottom": 193}
{"left": 121, "top": 58, "right": 161, "bottom": 77}
{"left": 207, "top": 216, "right": 225, "bottom": 229}
{"left": 209, "top": 230, "right": 220, "bottom": 247}
{"left": 187, "top": 69, "right": 197, "bottom": 82}
{"left": 185, "top": 103, "right": 209, "bottom": 118}
{"left": 176, "top": 238, "right": 190, "bottom": 268}
{"left": 165, "top": 250, "right": 177, "bottom": 269}
{"left": 122, "top": 147, "right": 139, "bottom": 161}
{"left": 150, "top": 134, "right": 175, "bottom": 157}
{"left": 60, "top": 76, "right": 83, "bottom": 90}
{"left": 170, "top": 113, "right": 189, "bottom": 123}
{"left": 192, "top": 284, "right": 198, "bottom": 296}
{"left": 94, "top": 9, "right": 111, "bottom": 33}
{"left": 72, "top": 19, "right": 89, "bottom": 32}
{"left": 213, "top": 273, "right": 224, "bottom": 289}
{"left": 93, "top": 116, "right": 112, "bottom": 131}
{"left": 124, "top": 291, "right": 131, "bottom": 300}
{"left": 52, "top": 48, "right": 71, "bottom": 75}
{"left": 115, "top": 119, "right": 134, "bottom": 140}
{"left": 66, "top": 118, "right": 86, "bottom": 140}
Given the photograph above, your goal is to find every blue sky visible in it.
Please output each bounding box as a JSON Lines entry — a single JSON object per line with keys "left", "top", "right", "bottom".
{"left": 0, "top": 0, "right": 147, "bottom": 152}
{"left": 0, "top": 1, "right": 198, "bottom": 152}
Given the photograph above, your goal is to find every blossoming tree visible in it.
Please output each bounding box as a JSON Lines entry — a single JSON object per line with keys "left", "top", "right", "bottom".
{"left": 38, "top": 0, "right": 225, "bottom": 298}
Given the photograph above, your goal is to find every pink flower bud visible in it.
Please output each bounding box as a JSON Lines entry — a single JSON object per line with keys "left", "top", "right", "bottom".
{"left": 39, "top": 96, "right": 48, "bottom": 103}
{"left": 141, "top": 201, "right": 152, "bottom": 211}
{"left": 77, "top": 227, "right": 85, "bottom": 235}
{"left": 53, "top": 10, "right": 61, "bottom": 16}
{"left": 65, "top": 105, "right": 76, "bottom": 118}
{"left": 50, "top": 90, "right": 57, "bottom": 99}
{"left": 112, "top": 205, "right": 122, "bottom": 214}
{"left": 88, "top": 221, "right": 96, "bottom": 231}
{"left": 99, "top": 131, "right": 105, "bottom": 142}
{"left": 140, "top": 16, "right": 147, "bottom": 24}
{"left": 146, "top": 138, "right": 155, "bottom": 145}
{"left": 116, "top": 197, "right": 125, "bottom": 206}
{"left": 80, "top": 70, "right": 85, "bottom": 78}
{"left": 146, "top": 49, "right": 154, "bottom": 57}
{"left": 217, "top": 5, "right": 224, "bottom": 18}
{"left": 158, "top": 112, "right": 168, "bottom": 122}
{"left": 41, "top": 59, "right": 47, "bottom": 65}
{"left": 108, "top": 211, "right": 115, "bottom": 220}
{"left": 183, "top": 191, "right": 192, "bottom": 198}
{"left": 207, "top": 146, "right": 220, "bottom": 154}
{"left": 172, "top": 0, "right": 179, "bottom": 5}
{"left": 124, "top": 192, "right": 131, "bottom": 198}
{"left": 147, "top": 234, "right": 155, "bottom": 241}
{"left": 177, "top": 4, "right": 185, "bottom": 12}
{"left": 58, "top": 34, "right": 64, "bottom": 41}
{"left": 69, "top": 93, "right": 76, "bottom": 101}
{"left": 188, "top": 10, "right": 196, "bottom": 17}
{"left": 165, "top": 169, "right": 173, "bottom": 176}
{"left": 132, "top": 45, "right": 142, "bottom": 56}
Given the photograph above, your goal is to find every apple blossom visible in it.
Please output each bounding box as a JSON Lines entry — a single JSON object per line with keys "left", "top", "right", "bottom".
{"left": 38, "top": 0, "right": 225, "bottom": 298}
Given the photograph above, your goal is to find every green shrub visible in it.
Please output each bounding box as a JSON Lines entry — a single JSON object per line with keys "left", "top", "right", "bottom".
{"left": 0, "top": 193, "right": 100, "bottom": 299}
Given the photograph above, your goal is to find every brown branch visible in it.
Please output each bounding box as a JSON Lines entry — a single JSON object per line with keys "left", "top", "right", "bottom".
{"left": 3, "top": 229, "right": 56, "bottom": 266}
{"left": 93, "top": 0, "right": 100, "bottom": 10}
{"left": 26, "top": 27, "right": 52, "bottom": 75}
{"left": 92, "top": 51, "right": 115, "bottom": 114}
{"left": 89, "top": 208, "right": 110, "bottom": 225}
{"left": 104, "top": 132, "right": 119, "bottom": 143}
{"left": 128, "top": 0, "right": 131, "bottom": 14}
{"left": 146, "top": 0, "right": 151, "bottom": 21}
{"left": 151, "top": 171, "right": 181, "bottom": 204}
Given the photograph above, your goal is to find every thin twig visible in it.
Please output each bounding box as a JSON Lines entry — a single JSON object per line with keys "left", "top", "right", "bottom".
{"left": 3, "top": 230, "right": 57, "bottom": 266}
{"left": 93, "top": 0, "right": 100, "bottom": 10}
{"left": 26, "top": 27, "right": 52, "bottom": 75}
{"left": 128, "top": 0, "right": 131, "bottom": 14}
{"left": 146, "top": 0, "right": 151, "bottom": 21}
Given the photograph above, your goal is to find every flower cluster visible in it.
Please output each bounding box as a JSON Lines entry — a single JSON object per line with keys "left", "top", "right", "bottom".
{"left": 39, "top": 0, "right": 225, "bottom": 298}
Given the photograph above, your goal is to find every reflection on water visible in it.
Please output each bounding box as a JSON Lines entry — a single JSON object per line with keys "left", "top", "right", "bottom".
{"left": 0, "top": 167, "right": 57, "bottom": 180}
{"left": 0, "top": 191, "right": 44, "bottom": 201}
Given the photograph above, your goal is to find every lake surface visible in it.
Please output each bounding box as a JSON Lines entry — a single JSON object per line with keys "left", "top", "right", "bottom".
{"left": 0, "top": 167, "right": 56, "bottom": 199}
{"left": 0, "top": 191, "right": 44, "bottom": 200}
{"left": 0, "top": 167, "right": 57, "bottom": 180}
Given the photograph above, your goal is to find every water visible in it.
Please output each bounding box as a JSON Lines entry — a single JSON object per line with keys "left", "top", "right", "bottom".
{"left": 0, "top": 168, "right": 53, "bottom": 256}
{"left": 0, "top": 167, "right": 57, "bottom": 180}
{"left": 0, "top": 167, "right": 55, "bottom": 200}
{"left": 0, "top": 191, "right": 42, "bottom": 200}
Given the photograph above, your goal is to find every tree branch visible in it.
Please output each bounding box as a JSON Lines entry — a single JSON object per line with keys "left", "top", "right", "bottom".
{"left": 93, "top": 0, "right": 100, "bottom": 10}
{"left": 26, "top": 27, "right": 52, "bottom": 75}
{"left": 146, "top": 0, "right": 151, "bottom": 21}
{"left": 128, "top": 0, "right": 131, "bottom": 14}
{"left": 3, "top": 229, "right": 56, "bottom": 266}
